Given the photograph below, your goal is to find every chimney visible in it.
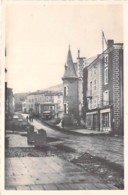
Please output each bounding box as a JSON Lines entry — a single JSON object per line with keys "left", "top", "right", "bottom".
{"left": 78, "top": 50, "right": 80, "bottom": 58}
{"left": 107, "top": 40, "right": 114, "bottom": 48}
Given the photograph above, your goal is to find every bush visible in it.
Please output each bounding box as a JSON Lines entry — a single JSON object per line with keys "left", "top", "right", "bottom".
{"left": 55, "top": 118, "right": 61, "bottom": 124}
{"left": 63, "top": 115, "right": 73, "bottom": 126}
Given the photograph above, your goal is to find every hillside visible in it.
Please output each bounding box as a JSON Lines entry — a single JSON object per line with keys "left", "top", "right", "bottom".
{"left": 14, "top": 83, "right": 63, "bottom": 101}
{"left": 44, "top": 83, "right": 63, "bottom": 92}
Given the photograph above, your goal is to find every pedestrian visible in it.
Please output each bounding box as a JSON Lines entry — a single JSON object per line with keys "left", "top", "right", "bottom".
{"left": 26, "top": 116, "right": 28, "bottom": 122}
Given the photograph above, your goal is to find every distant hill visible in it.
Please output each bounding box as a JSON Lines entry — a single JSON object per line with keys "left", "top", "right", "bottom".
{"left": 14, "top": 83, "right": 63, "bottom": 101}
{"left": 44, "top": 83, "right": 63, "bottom": 92}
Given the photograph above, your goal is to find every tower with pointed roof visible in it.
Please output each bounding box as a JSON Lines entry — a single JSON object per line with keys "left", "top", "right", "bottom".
{"left": 62, "top": 46, "right": 85, "bottom": 125}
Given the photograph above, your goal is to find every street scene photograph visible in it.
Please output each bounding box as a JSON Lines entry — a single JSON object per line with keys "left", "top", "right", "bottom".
{"left": 5, "top": 1, "right": 124, "bottom": 191}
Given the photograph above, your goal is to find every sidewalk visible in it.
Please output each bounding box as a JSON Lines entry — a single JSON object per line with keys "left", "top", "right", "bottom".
{"left": 67, "top": 129, "right": 110, "bottom": 135}
{"left": 43, "top": 119, "right": 111, "bottom": 136}
{"left": 5, "top": 131, "right": 121, "bottom": 190}
{"left": 5, "top": 156, "right": 118, "bottom": 190}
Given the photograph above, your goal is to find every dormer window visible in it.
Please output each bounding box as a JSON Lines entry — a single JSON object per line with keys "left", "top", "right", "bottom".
{"left": 65, "top": 63, "right": 68, "bottom": 70}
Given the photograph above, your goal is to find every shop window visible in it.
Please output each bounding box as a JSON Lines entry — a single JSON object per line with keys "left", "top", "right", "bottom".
{"left": 102, "top": 112, "right": 110, "bottom": 127}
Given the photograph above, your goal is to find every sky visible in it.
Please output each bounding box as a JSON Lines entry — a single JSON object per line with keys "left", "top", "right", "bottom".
{"left": 5, "top": 3, "right": 123, "bottom": 93}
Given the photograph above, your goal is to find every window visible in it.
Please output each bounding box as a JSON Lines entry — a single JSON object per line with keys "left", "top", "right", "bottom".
{"left": 64, "top": 103, "right": 68, "bottom": 114}
{"left": 102, "top": 112, "right": 110, "bottom": 127}
{"left": 91, "top": 69, "right": 92, "bottom": 75}
{"left": 103, "top": 90, "right": 109, "bottom": 106}
{"left": 89, "top": 99, "right": 92, "bottom": 109}
{"left": 64, "top": 85, "right": 68, "bottom": 97}
{"left": 104, "top": 67, "right": 108, "bottom": 85}
{"left": 104, "top": 54, "right": 109, "bottom": 67}
{"left": 94, "top": 79, "right": 96, "bottom": 90}
{"left": 90, "top": 81, "right": 92, "bottom": 96}
{"left": 46, "top": 96, "right": 48, "bottom": 102}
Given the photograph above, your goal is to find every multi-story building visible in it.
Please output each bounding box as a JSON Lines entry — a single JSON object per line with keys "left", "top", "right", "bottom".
{"left": 83, "top": 40, "right": 123, "bottom": 134}
{"left": 44, "top": 91, "right": 63, "bottom": 111}
{"left": 25, "top": 91, "right": 63, "bottom": 118}
{"left": 26, "top": 92, "right": 45, "bottom": 114}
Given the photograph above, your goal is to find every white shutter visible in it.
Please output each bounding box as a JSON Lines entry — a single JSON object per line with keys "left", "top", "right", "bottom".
{"left": 106, "top": 90, "right": 109, "bottom": 105}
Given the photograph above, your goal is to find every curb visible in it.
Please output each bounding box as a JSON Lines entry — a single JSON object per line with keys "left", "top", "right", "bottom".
{"left": 38, "top": 119, "right": 111, "bottom": 137}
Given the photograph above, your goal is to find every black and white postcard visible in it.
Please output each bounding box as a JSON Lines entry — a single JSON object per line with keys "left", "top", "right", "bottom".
{"left": 1, "top": 0, "right": 128, "bottom": 194}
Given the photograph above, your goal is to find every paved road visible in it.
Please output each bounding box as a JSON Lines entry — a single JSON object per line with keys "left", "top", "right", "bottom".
{"left": 23, "top": 114, "right": 124, "bottom": 167}
{"left": 5, "top": 114, "right": 123, "bottom": 190}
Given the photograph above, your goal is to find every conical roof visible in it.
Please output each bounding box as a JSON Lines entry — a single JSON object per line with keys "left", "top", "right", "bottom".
{"left": 62, "top": 47, "right": 78, "bottom": 79}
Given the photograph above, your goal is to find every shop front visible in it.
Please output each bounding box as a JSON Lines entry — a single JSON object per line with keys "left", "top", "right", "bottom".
{"left": 100, "top": 108, "right": 111, "bottom": 132}
{"left": 86, "top": 110, "right": 99, "bottom": 130}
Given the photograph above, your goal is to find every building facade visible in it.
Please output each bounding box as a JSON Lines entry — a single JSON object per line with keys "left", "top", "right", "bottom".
{"left": 25, "top": 91, "right": 63, "bottom": 118}
{"left": 83, "top": 40, "right": 123, "bottom": 134}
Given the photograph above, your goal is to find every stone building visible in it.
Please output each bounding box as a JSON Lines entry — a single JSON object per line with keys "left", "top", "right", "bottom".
{"left": 62, "top": 47, "right": 85, "bottom": 125}
{"left": 25, "top": 91, "right": 63, "bottom": 118}
{"left": 83, "top": 40, "right": 123, "bottom": 134}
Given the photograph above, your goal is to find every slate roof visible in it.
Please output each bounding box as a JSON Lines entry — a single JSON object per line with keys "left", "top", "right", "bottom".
{"left": 84, "top": 56, "right": 97, "bottom": 68}
{"left": 28, "top": 91, "right": 63, "bottom": 96}
{"left": 62, "top": 47, "right": 78, "bottom": 79}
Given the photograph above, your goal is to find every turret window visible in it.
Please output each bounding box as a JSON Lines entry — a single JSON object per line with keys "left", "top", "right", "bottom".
{"left": 64, "top": 85, "right": 68, "bottom": 97}
{"left": 64, "top": 103, "right": 68, "bottom": 114}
